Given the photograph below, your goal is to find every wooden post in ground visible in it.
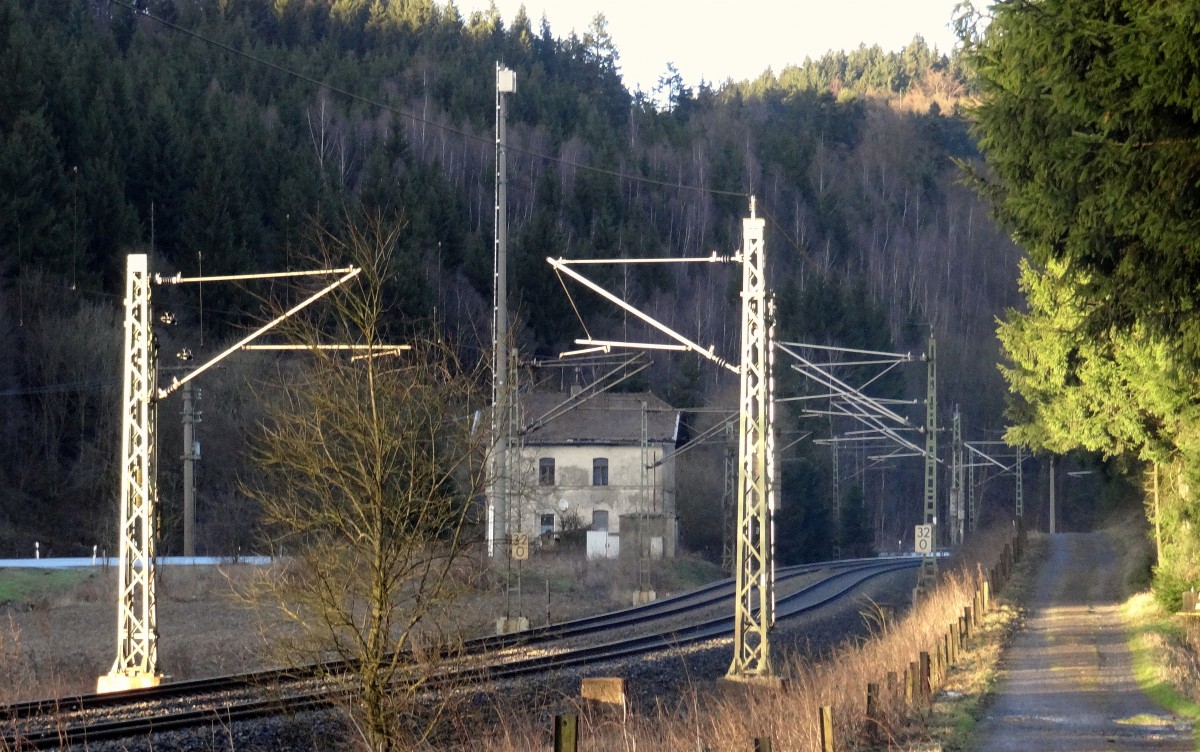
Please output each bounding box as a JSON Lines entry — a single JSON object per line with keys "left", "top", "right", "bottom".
{"left": 919, "top": 651, "right": 931, "bottom": 701}
{"left": 818, "top": 705, "right": 834, "bottom": 752}
{"left": 553, "top": 713, "right": 578, "bottom": 752}
{"left": 866, "top": 681, "right": 880, "bottom": 740}
{"left": 754, "top": 737, "right": 773, "bottom": 752}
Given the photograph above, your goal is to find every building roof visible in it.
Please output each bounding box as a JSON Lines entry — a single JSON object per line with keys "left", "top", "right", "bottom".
{"left": 519, "top": 391, "right": 678, "bottom": 446}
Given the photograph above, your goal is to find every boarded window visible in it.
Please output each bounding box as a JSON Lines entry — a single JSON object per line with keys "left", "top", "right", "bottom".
{"left": 592, "top": 457, "right": 609, "bottom": 486}
{"left": 539, "top": 457, "right": 555, "bottom": 486}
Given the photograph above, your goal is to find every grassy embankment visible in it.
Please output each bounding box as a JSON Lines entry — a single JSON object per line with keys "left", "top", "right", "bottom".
{"left": 457, "top": 527, "right": 1023, "bottom": 751}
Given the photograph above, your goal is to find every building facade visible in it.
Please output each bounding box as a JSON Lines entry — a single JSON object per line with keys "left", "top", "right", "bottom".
{"left": 512, "top": 391, "right": 679, "bottom": 549}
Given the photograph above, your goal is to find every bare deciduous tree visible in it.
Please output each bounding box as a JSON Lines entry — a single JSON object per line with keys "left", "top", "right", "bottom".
{"left": 242, "top": 213, "right": 489, "bottom": 751}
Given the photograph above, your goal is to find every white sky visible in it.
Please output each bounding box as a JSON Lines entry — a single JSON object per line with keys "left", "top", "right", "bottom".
{"left": 457, "top": 1, "right": 964, "bottom": 94}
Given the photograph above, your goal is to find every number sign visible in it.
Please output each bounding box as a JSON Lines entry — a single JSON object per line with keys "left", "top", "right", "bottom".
{"left": 914, "top": 524, "right": 934, "bottom": 554}
{"left": 510, "top": 533, "right": 529, "bottom": 561}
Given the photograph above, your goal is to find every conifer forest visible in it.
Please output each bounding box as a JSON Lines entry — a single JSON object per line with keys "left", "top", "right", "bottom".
{"left": 2, "top": 0, "right": 1043, "bottom": 571}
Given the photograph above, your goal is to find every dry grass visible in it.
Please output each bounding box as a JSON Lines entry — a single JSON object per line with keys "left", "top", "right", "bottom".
{"left": 458, "top": 527, "right": 1022, "bottom": 751}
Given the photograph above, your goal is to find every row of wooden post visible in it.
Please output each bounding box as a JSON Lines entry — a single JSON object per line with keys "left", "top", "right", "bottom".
{"left": 551, "top": 526, "right": 1025, "bottom": 751}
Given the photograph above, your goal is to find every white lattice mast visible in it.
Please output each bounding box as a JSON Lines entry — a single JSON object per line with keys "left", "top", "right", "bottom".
{"left": 99, "top": 259, "right": 360, "bottom": 694}
{"left": 100, "top": 253, "right": 161, "bottom": 693}
{"left": 727, "top": 197, "right": 775, "bottom": 682}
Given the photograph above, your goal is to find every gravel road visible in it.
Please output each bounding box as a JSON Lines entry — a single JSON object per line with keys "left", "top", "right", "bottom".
{"left": 972, "top": 532, "right": 1194, "bottom": 752}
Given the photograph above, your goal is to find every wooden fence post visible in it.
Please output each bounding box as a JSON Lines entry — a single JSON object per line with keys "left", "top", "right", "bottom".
{"left": 553, "top": 713, "right": 578, "bottom": 752}
{"left": 866, "top": 681, "right": 880, "bottom": 742}
{"left": 919, "top": 651, "right": 931, "bottom": 701}
{"left": 818, "top": 705, "right": 834, "bottom": 752}
{"left": 754, "top": 737, "right": 773, "bottom": 752}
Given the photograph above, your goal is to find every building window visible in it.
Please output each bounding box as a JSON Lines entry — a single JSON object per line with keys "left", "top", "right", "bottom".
{"left": 592, "top": 509, "right": 609, "bottom": 531}
{"left": 592, "top": 457, "right": 609, "bottom": 486}
{"left": 540, "top": 513, "right": 555, "bottom": 537}
{"left": 539, "top": 457, "right": 555, "bottom": 486}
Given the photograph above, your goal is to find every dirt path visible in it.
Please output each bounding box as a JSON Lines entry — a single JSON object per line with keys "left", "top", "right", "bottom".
{"left": 971, "top": 532, "right": 1193, "bottom": 751}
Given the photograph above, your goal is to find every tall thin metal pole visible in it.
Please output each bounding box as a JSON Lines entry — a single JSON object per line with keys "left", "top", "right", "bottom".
{"left": 915, "top": 333, "right": 938, "bottom": 598}
{"left": 1154, "top": 462, "right": 1162, "bottom": 563}
{"left": 1015, "top": 445, "right": 1024, "bottom": 520}
{"left": 949, "top": 405, "right": 963, "bottom": 545}
{"left": 967, "top": 458, "right": 977, "bottom": 534}
{"left": 490, "top": 63, "right": 515, "bottom": 563}
{"left": 721, "top": 419, "right": 737, "bottom": 574}
{"left": 1049, "top": 456, "right": 1056, "bottom": 534}
{"left": 182, "top": 381, "right": 199, "bottom": 557}
{"left": 637, "top": 401, "right": 653, "bottom": 600}
{"left": 831, "top": 432, "right": 841, "bottom": 559}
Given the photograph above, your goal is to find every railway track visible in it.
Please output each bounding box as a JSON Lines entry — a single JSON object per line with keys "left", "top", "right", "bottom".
{"left": 2, "top": 557, "right": 917, "bottom": 750}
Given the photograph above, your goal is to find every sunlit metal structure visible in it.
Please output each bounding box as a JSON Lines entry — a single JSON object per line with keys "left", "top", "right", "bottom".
{"left": 98, "top": 254, "right": 160, "bottom": 694}
{"left": 99, "top": 257, "right": 360, "bottom": 693}
{"left": 547, "top": 199, "right": 777, "bottom": 681}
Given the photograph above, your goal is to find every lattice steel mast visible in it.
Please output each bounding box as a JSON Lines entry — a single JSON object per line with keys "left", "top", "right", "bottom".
{"left": 99, "top": 259, "right": 359, "bottom": 693}
{"left": 727, "top": 199, "right": 775, "bottom": 681}
{"left": 99, "top": 254, "right": 160, "bottom": 693}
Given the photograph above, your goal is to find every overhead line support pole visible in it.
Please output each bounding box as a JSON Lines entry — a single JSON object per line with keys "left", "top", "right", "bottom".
{"left": 915, "top": 333, "right": 938, "bottom": 599}
{"left": 490, "top": 63, "right": 515, "bottom": 567}
{"left": 99, "top": 254, "right": 161, "bottom": 694}
{"left": 726, "top": 197, "right": 776, "bottom": 683}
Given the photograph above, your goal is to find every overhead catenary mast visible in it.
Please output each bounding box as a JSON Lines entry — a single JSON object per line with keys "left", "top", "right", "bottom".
{"left": 98, "top": 258, "right": 360, "bottom": 694}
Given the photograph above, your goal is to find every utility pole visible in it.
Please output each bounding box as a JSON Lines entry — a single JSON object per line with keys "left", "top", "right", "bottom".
{"left": 489, "top": 63, "right": 516, "bottom": 565}
{"left": 1049, "top": 455, "right": 1057, "bottom": 534}
{"left": 491, "top": 64, "right": 528, "bottom": 634}
{"left": 831, "top": 435, "right": 842, "bottom": 559}
{"left": 914, "top": 333, "right": 938, "bottom": 599}
{"left": 967, "top": 458, "right": 977, "bottom": 534}
{"left": 181, "top": 381, "right": 200, "bottom": 557}
{"left": 949, "top": 405, "right": 963, "bottom": 546}
{"left": 1015, "top": 445, "right": 1024, "bottom": 520}
{"left": 635, "top": 401, "right": 655, "bottom": 603}
{"left": 721, "top": 419, "right": 737, "bottom": 575}
{"left": 1153, "top": 463, "right": 1162, "bottom": 563}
